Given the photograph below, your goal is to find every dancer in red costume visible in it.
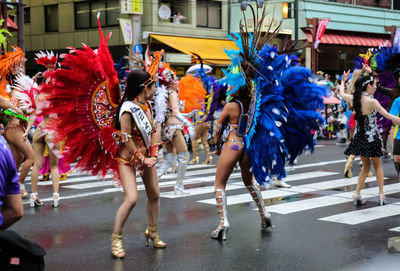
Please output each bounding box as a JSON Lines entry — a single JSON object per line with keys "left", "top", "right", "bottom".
{"left": 39, "top": 14, "right": 165, "bottom": 258}
{"left": 34, "top": 51, "right": 71, "bottom": 182}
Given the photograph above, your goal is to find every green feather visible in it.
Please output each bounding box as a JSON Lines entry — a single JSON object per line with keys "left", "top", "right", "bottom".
{"left": 0, "top": 19, "right": 12, "bottom": 53}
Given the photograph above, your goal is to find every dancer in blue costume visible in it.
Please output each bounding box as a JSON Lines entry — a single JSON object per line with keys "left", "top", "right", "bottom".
{"left": 210, "top": 4, "right": 327, "bottom": 240}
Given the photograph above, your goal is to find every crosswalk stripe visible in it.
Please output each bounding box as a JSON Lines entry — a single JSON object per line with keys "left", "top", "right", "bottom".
{"left": 22, "top": 174, "right": 239, "bottom": 205}
{"left": 318, "top": 201, "right": 400, "bottom": 225}
{"left": 198, "top": 176, "right": 376, "bottom": 206}
{"left": 389, "top": 226, "right": 400, "bottom": 232}
{"left": 162, "top": 171, "right": 338, "bottom": 198}
{"left": 265, "top": 178, "right": 390, "bottom": 214}
{"left": 63, "top": 172, "right": 243, "bottom": 190}
{"left": 35, "top": 164, "right": 221, "bottom": 187}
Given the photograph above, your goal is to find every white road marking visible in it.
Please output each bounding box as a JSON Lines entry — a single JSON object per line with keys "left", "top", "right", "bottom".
{"left": 266, "top": 178, "right": 391, "bottom": 214}
{"left": 162, "top": 171, "right": 338, "bottom": 198}
{"left": 198, "top": 176, "right": 376, "bottom": 206}
{"left": 319, "top": 201, "right": 400, "bottom": 225}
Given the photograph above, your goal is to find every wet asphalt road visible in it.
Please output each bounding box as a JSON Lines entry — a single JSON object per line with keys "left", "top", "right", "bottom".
{"left": 8, "top": 139, "right": 400, "bottom": 271}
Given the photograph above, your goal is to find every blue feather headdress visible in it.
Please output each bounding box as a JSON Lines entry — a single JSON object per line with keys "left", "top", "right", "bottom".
{"left": 222, "top": 4, "right": 327, "bottom": 184}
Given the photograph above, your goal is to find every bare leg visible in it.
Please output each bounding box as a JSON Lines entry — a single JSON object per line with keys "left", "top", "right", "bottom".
{"left": 211, "top": 144, "right": 243, "bottom": 240}
{"left": 31, "top": 131, "right": 46, "bottom": 194}
{"left": 200, "top": 123, "right": 212, "bottom": 165}
{"left": 240, "top": 154, "right": 272, "bottom": 229}
{"left": 371, "top": 157, "right": 384, "bottom": 194}
{"left": 46, "top": 137, "right": 61, "bottom": 194}
{"left": 142, "top": 166, "right": 160, "bottom": 227}
{"left": 113, "top": 165, "right": 138, "bottom": 233}
{"left": 355, "top": 156, "right": 371, "bottom": 195}
{"left": 111, "top": 164, "right": 137, "bottom": 259}
{"left": 5, "top": 128, "right": 34, "bottom": 185}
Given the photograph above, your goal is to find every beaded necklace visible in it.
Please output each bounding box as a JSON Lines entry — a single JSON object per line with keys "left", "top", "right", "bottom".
{"left": 135, "top": 97, "right": 148, "bottom": 112}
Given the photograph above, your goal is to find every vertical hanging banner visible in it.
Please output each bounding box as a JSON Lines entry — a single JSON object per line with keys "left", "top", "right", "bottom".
{"left": 119, "top": 18, "right": 133, "bottom": 44}
{"left": 120, "top": 0, "right": 143, "bottom": 15}
{"left": 314, "top": 19, "right": 330, "bottom": 49}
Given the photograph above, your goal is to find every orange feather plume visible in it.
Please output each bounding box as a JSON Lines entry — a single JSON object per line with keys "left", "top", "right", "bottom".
{"left": 0, "top": 46, "right": 26, "bottom": 98}
{"left": 178, "top": 75, "right": 207, "bottom": 113}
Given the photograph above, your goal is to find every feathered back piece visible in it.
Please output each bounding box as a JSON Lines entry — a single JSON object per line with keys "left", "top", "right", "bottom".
{"left": 40, "top": 12, "right": 121, "bottom": 178}
{"left": 373, "top": 43, "right": 400, "bottom": 76}
{"left": 0, "top": 19, "right": 12, "bottom": 53}
{"left": 11, "top": 74, "right": 38, "bottom": 114}
{"left": 146, "top": 50, "right": 163, "bottom": 83}
{"left": 203, "top": 79, "right": 228, "bottom": 122}
{"left": 178, "top": 74, "right": 207, "bottom": 113}
{"left": 223, "top": 3, "right": 327, "bottom": 184}
{"left": 0, "top": 46, "right": 25, "bottom": 98}
{"left": 35, "top": 50, "right": 58, "bottom": 67}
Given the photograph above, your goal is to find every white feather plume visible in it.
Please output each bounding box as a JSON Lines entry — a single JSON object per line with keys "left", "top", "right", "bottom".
{"left": 12, "top": 74, "right": 38, "bottom": 114}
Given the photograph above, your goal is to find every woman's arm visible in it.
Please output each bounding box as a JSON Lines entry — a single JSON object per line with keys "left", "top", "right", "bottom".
{"left": 214, "top": 104, "right": 231, "bottom": 154}
{"left": 374, "top": 99, "right": 400, "bottom": 126}
{"left": 338, "top": 71, "right": 353, "bottom": 103}
{"left": 120, "top": 113, "right": 156, "bottom": 167}
{"left": 22, "top": 112, "right": 37, "bottom": 140}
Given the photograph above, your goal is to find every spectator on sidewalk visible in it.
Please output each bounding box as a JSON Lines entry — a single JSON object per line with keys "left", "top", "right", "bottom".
{"left": 0, "top": 136, "right": 23, "bottom": 230}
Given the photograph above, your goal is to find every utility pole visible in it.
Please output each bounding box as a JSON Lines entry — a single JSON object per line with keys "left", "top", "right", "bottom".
{"left": 17, "top": 0, "right": 24, "bottom": 51}
{"left": 306, "top": 18, "right": 319, "bottom": 74}
{"left": 294, "top": 0, "right": 298, "bottom": 43}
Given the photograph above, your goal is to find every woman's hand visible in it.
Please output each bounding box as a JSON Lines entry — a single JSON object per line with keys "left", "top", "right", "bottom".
{"left": 144, "top": 157, "right": 157, "bottom": 168}
{"left": 342, "top": 70, "right": 351, "bottom": 81}
{"left": 214, "top": 148, "right": 221, "bottom": 156}
{"left": 362, "top": 63, "right": 372, "bottom": 74}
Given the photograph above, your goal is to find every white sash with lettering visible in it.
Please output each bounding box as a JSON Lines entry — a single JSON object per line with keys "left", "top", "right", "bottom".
{"left": 119, "top": 101, "right": 152, "bottom": 149}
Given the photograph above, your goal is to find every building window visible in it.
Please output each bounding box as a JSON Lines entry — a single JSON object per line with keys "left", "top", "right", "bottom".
{"left": 159, "top": 0, "right": 191, "bottom": 24}
{"left": 24, "top": 7, "right": 30, "bottom": 24}
{"left": 74, "top": 0, "right": 119, "bottom": 30}
{"left": 45, "top": 5, "right": 58, "bottom": 32}
{"left": 395, "top": 0, "right": 400, "bottom": 10}
{"left": 197, "top": 0, "right": 221, "bottom": 29}
{"left": 282, "top": 2, "right": 293, "bottom": 19}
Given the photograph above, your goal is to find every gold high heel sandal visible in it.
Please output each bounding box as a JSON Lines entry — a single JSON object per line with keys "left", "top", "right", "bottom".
{"left": 344, "top": 155, "right": 355, "bottom": 178}
{"left": 189, "top": 140, "right": 199, "bottom": 165}
{"left": 202, "top": 144, "right": 213, "bottom": 165}
{"left": 144, "top": 225, "right": 167, "bottom": 248}
{"left": 111, "top": 232, "right": 125, "bottom": 259}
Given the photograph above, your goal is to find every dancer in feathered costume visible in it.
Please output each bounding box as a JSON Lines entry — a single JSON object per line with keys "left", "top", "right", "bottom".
{"left": 39, "top": 14, "right": 166, "bottom": 257}
{"left": 26, "top": 50, "right": 66, "bottom": 208}
{"left": 375, "top": 45, "right": 400, "bottom": 175}
{"left": 180, "top": 58, "right": 211, "bottom": 165}
{"left": 210, "top": 4, "right": 327, "bottom": 240}
{"left": 155, "top": 61, "right": 196, "bottom": 195}
{"left": 5, "top": 73, "right": 36, "bottom": 199}
{"left": 31, "top": 51, "right": 72, "bottom": 182}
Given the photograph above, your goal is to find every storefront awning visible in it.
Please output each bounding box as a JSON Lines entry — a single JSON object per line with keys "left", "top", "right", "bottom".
{"left": 304, "top": 30, "right": 390, "bottom": 47}
{"left": 150, "top": 34, "right": 238, "bottom": 65}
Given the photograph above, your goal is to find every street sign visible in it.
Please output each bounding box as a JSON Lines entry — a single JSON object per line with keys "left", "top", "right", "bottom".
{"left": 133, "top": 44, "right": 143, "bottom": 55}
{"left": 120, "top": 0, "right": 143, "bottom": 15}
{"left": 119, "top": 18, "right": 132, "bottom": 44}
